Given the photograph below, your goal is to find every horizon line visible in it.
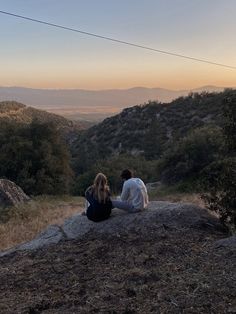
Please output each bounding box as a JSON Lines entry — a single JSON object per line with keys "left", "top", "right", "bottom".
{"left": 0, "top": 84, "right": 234, "bottom": 92}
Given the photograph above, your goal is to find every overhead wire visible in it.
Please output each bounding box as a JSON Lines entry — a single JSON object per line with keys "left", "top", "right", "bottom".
{"left": 0, "top": 9, "right": 236, "bottom": 70}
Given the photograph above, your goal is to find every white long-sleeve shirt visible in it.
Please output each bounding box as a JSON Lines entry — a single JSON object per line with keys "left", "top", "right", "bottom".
{"left": 121, "top": 178, "right": 149, "bottom": 210}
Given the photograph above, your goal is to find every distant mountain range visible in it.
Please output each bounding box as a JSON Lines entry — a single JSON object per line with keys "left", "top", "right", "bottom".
{"left": 0, "top": 85, "right": 231, "bottom": 121}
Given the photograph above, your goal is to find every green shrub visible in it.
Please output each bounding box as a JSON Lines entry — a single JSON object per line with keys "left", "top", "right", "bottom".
{"left": 158, "top": 126, "right": 224, "bottom": 185}
{"left": 200, "top": 158, "right": 236, "bottom": 228}
{"left": 73, "top": 154, "right": 159, "bottom": 196}
{"left": 0, "top": 120, "right": 73, "bottom": 195}
{"left": 200, "top": 92, "right": 236, "bottom": 229}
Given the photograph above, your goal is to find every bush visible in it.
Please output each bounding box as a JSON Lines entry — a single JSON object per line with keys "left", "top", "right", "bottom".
{"left": 200, "top": 92, "right": 236, "bottom": 229}
{"left": 200, "top": 158, "right": 236, "bottom": 228}
{"left": 158, "top": 126, "right": 224, "bottom": 185}
{"left": 0, "top": 120, "right": 73, "bottom": 195}
{"left": 73, "top": 154, "right": 159, "bottom": 196}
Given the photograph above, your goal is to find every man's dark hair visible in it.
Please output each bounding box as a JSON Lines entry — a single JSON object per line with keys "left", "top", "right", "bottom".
{"left": 121, "top": 169, "right": 133, "bottom": 180}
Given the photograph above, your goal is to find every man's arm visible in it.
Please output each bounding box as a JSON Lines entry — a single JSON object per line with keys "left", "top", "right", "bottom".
{"left": 120, "top": 181, "right": 130, "bottom": 201}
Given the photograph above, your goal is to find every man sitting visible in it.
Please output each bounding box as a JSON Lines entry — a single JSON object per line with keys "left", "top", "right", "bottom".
{"left": 112, "top": 169, "right": 149, "bottom": 213}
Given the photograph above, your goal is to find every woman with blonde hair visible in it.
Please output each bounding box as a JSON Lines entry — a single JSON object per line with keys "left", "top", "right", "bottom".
{"left": 84, "top": 173, "right": 112, "bottom": 222}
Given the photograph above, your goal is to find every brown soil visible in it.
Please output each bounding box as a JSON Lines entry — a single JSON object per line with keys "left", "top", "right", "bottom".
{"left": 0, "top": 226, "right": 235, "bottom": 314}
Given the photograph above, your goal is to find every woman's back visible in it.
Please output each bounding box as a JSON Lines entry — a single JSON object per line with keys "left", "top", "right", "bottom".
{"left": 85, "top": 173, "right": 112, "bottom": 222}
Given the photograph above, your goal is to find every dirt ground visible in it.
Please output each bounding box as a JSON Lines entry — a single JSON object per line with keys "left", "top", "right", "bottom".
{"left": 0, "top": 225, "right": 235, "bottom": 314}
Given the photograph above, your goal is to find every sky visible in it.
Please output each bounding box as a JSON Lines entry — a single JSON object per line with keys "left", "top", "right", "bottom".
{"left": 0, "top": 0, "right": 235, "bottom": 90}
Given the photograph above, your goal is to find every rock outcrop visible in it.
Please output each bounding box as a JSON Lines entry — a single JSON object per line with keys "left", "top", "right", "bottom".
{"left": 0, "top": 201, "right": 224, "bottom": 257}
{"left": 214, "top": 235, "right": 236, "bottom": 248}
{"left": 0, "top": 179, "right": 30, "bottom": 207}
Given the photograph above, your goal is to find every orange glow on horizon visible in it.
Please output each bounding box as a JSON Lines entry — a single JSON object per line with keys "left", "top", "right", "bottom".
{"left": 1, "top": 76, "right": 235, "bottom": 91}
{"left": 1, "top": 58, "right": 235, "bottom": 90}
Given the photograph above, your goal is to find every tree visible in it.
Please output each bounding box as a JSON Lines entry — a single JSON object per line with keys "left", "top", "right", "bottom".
{"left": 0, "top": 120, "right": 73, "bottom": 195}
{"left": 200, "top": 92, "right": 236, "bottom": 229}
{"left": 73, "top": 154, "right": 158, "bottom": 196}
{"left": 158, "top": 126, "right": 224, "bottom": 186}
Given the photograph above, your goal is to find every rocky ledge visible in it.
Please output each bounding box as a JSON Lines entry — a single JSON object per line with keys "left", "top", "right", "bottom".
{"left": 0, "top": 201, "right": 229, "bottom": 258}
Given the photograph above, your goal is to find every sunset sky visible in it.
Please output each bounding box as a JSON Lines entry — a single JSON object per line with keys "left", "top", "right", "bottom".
{"left": 0, "top": 0, "right": 235, "bottom": 90}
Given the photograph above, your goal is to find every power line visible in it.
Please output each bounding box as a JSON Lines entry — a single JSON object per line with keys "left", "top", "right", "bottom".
{"left": 0, "top": 9, "right": 236, "bottom": 70}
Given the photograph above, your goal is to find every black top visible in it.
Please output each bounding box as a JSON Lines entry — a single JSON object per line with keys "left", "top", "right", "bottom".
{"left": 85, "top": 186, "right": 112, "bottom": 222}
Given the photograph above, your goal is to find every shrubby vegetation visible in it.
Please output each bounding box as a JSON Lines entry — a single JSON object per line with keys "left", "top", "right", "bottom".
{"left": 0, "top": 101, "right": 25, "bottom": 113}
{"left": 0, "top": 101, "right": 73, "bottom": 127}
{"left": 72, "top": 90, "right": 231, "bottom": 187}
{"left": 200, "top": 93, "right": 236, "bottom": 229}
{"left": 73, "top": 154, "right": 158, "bottom": 195}
{"left": 73, "top": 91, "right": 225, "bottom": 164}
{"left": 157, "top": 126, "right": 224, "bottom": 186}
{"left": 0, "top": 120, "right": 72, "bottom": 195}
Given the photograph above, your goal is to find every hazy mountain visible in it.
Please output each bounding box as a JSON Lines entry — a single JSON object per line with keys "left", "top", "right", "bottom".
{"left": 0, "top": 85, "right": 227, "bottom": 121}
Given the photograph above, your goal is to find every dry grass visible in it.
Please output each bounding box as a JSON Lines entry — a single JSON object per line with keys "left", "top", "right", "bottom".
{"left": 147, "top": 182, "right": 206, "bottom": 208}
{"left": 159, "top": 193, "right": 205, "bottom": 207}
{"left": 0, "top": 195, "right": 84, "bottom": 251}
{"left": 149, "top": 190, "right": 205, "bottom": 208}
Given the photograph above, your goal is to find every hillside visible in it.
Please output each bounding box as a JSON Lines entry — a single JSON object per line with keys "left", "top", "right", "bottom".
{"left": 0, "top": 101, "right": 78, "bottom": 129}
{"left": 0, "top": 101, "right": 93, "bottom": 146}
{"left": 73, "top": 90, "right": 230, "bottom": 162}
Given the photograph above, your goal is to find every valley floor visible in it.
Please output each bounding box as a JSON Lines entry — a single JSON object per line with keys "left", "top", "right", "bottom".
{"left": 0, "top": 225, "right": 235, "bottom": 313}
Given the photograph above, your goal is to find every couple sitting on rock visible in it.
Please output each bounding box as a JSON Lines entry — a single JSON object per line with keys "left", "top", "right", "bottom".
{"left": 84, "top": 169, "right": 149, "bottom": 222}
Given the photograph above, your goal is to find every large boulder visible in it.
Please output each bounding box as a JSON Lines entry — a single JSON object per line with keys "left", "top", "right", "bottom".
{"left": 0, "top": 201, "right": 225, "bottom": 257}
{"left": 0, "top": 179, "right": 30, "bottom": 207}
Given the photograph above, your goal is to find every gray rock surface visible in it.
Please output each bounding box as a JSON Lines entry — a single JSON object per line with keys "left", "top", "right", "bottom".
{"left": 0, "top": 179, "right": 30, "bottom": 207}
{"left": 214, "top": 235, "right": 236, "bottom": 248}
{"left": 0, "top": 201, "right": 224, "bottom": 258}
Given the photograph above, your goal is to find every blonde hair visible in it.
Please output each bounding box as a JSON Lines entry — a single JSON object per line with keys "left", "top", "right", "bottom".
{"left": 92, "top": 173, "right": 110, "bottom": 203}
